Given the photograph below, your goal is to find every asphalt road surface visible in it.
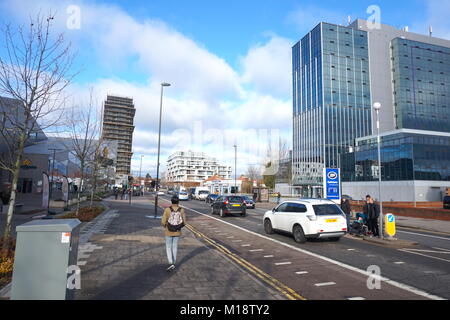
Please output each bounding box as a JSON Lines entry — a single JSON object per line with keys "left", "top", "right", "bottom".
{"left": 160, "top": 195, "right": 450, "bottom": 300}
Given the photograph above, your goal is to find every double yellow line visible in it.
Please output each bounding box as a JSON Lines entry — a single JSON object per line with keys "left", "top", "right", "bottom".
{"left": 185, "top": 223, "right": 307, "bottom": 301}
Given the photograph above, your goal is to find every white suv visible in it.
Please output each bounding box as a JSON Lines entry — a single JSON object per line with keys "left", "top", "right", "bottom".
{"left": 263, "top": 199, "right": 347, "bottom": 243}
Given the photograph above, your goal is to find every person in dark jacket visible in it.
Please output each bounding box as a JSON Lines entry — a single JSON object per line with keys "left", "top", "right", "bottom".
{"left": 340, "top": 198, "right": 352, "bottom": 232}
{"left": 363, "top": 195, "right": 380, "bottom": 237}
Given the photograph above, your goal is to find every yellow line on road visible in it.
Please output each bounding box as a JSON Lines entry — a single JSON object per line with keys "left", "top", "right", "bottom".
{"left": 185, "top": 223, "right": 307, "bottom": 301}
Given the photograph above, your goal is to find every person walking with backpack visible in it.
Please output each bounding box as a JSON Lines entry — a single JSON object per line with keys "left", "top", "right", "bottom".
{"left": 161, "top": 195, "right": 186, "bottom": 271}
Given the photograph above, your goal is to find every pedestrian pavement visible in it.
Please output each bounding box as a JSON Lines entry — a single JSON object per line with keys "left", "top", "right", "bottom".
{"left": 75, "top": 197, "right": 285, "bottom": 300}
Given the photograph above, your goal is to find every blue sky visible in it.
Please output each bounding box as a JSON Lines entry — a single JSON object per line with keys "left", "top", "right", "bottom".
{"left": 0, "top": 0, "right": 449, "bottom": 176}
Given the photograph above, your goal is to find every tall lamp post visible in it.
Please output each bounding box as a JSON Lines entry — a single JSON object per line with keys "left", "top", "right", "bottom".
{"left": 139, "top": 155, "right": 144, "bottom": 196}
{"left": 48, "top": 148, "right": 62, "bottom": 215}
{"left": 233, "top": 144, "right": 237, "bottom": 194}
{"left": 155, "top": 82, "right": 171, "bottom": 218}
{"left": 373, "top": 102, "right": 383, "bottom": 239}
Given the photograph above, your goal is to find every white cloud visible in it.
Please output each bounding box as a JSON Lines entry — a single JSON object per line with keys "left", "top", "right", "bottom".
{"left": 410, "top": 0, "right": 450, "bottom": 40}
{"left": 240, "top": 35, "right": 293, "bottom": 98}
{"left": 0, "top": 0, "right": 293, "bottom": 176}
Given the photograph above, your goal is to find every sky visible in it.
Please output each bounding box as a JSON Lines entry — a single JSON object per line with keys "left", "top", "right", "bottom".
{"left": 0, "top": 0, "right": 449, "bottom": 177}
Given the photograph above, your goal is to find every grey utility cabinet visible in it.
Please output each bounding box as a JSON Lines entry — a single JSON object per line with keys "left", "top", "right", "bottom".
{"left": 11, "top": 219, "right": 81, "bottom": 300}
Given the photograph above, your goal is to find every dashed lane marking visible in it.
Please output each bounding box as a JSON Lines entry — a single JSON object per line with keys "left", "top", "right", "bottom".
{"left": 275, "top": 262, "right": 292, "bottom": 266}
{"left": 249, "top": 249, "right": 264, "bottom": 252}
{"left": 264, "top": 255, "right": 274, "bottom": 258}
{"left": 296, "top": 271, "right": 309, "bottom": 275}
{"left": 348, "top": 297, "right": 366, "bottom": 300}
{"left": 315, "top": 282, "right": 336, "bottom": 287}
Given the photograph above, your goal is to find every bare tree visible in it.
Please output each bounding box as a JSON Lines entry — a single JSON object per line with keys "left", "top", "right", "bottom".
{"left": 246, "top": 165, "right": 261, "bottom": 183}
{"left": 0, "top": 14, "right": 76, "bottom": 257}
{"left": 64, "top": 89, "right": 100, "bottom": 215}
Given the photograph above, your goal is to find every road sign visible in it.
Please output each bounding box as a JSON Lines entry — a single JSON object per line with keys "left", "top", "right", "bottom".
{"left": 385, "top": 213, "right": 396, "bottom": 237}
{"left": 323, "top": 168, "right": 341, "bottom": 202}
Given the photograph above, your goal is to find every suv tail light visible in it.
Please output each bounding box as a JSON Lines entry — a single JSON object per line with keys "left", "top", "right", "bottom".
{"left": 224, "top": 200, "right": 229, "bottom": 205}
{"left": 307, "top": 215, "right": 317, "bottom": 221}
{"left": 243, "top": 201, "right": 247, "bottom": 205}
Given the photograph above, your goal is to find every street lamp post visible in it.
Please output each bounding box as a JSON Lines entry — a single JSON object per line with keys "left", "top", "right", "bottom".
{"left": 48, "top": 148, "right": 62, "bottom": 215}
{"left": 234, "top": 144, "right": 237, "bottom": 194}
{"left": 139, "top": 155, "right": 144, "bottom": 196}
{"left": 155, "top": 82, "right": 171, "bottom": 218}
{"left": 373, "top": 102, "right": 383, "bottom": 239}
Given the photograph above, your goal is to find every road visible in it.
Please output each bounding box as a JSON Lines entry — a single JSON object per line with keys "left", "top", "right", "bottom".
{"left": 159, "top": 195, "right": 450, "bottom": 300}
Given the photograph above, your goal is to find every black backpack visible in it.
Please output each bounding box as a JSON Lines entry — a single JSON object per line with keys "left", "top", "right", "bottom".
{"left": 167, "top": 207, "right": 185, "bottom": 232}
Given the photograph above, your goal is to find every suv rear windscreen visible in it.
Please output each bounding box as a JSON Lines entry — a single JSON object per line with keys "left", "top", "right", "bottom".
{"left": 312, "top": 204, "right": 343, "bottom": 216}
{"left": 199, "top": 191, "right": 209, "bottom": 195}
{"left": 444, "top": 196, "right": 450, "bottom": 202}
{"left": 227, "top": 196, "right": 243, "bottom": 203}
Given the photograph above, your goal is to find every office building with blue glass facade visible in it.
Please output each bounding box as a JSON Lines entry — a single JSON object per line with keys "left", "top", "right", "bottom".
{"left": 292, "top": 22, "right": 372, "bottom": 197}
{"left": 293, "top": 19, "right": 450, "bottom": 201}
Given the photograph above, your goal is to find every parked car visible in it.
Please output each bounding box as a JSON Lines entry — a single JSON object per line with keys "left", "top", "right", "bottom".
{"left": 444, "top": 195, "right": 450, "bottom": 209}
{"left": 211, "top": 195, "right": 246, "bottom": 217}
{"left": 195, "top": 188, "right": 210, "bottom": 201}
{"left": 206, "top": 194, "right": 219, "bottom": 204}
{"left": 157, "top": 191, "right": 165, "bottom": 196}
{"left": 263, "top": 199, "right": 347, "bottom": 243}
{"left": 242, "top": 195, "right": 256, "bottom": 209}
{"left": 178, "top": 191, "right": 189, "bottom": 201}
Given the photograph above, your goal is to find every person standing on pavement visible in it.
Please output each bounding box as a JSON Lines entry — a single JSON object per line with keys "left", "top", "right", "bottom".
{"left": 340, "top": 198, "right": 352, "bottom": 232}
{"left": 253, "top": 192, "right": 257, "bottom": 203}
{"left": 277, "top": 192, "right": 281, "bottom": 204}
{"left": 161, "top": 195, "right": 186, "bottom": 271}
{"left": 363, "top": 195, "right": 380, "bottom": 237}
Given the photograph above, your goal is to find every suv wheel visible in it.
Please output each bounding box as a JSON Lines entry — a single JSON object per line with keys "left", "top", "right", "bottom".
{"left": 220, "top": 209, "right": 225, "bottom": 217}
{"left": 293, "top": 225, "right": 307, "bottom": 244}
{"left": 210, "top": 206, "right": 215, "bottom": 214}
{"left": 264, "top": 219, "right": 274, "bottom": 234}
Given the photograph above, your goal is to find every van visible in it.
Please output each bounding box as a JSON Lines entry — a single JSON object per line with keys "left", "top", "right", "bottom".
{"left": 194, "top": 187, "right": 210, "bottom": 201}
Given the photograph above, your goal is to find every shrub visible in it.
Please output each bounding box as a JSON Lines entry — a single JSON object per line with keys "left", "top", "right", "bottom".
{"left": 0, "top": 238, "right": 16, "bottom": 289}
{"left": 57, "top": 206, "right": 105, "bottom": 222}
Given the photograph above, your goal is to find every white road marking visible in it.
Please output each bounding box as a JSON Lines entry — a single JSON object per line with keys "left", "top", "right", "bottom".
{"left": 394, "top": 262, "right": 405, "bottom": 265}
{"left": 397, "top": 230, "right": 450, "bottom": 241}
{"left": 264, "top": 255, "right": 274, "bottom": 258}
{"left": 161, "top": 199, "right": 445, "bottom": 300}
{"left": 232, "top": 240, "right": 243, "bottom": 242}
{"left": 275, "top": 262, "right": 292, "bottom": 266}
{"left": 399, "top": 249, "right": 450, "bottom": 263}
{"left": 406, "top": 249, "right": 450, "bottom": 254}
{"left": 348, "top": 297, "right": 366, "bottom": 300}
{"left": 249, "top": 249, "right": 264, "bottom": 252}
{"left": 315, "top": 282, "right": 336, "bottom": 287}
{"left": 227, "top": 236, "right": 235, "bottom": 239}
{"left": 241, "top": 244, "right": 251, "bottom": 247}
{"left": 432, "top": 247, "right": 450, "bottom": 252}
{"left": 296, "top": 271, "right": 309, "bottom": 275}
{"left": 347, "top": 249, "right": 356, "bottom": 251}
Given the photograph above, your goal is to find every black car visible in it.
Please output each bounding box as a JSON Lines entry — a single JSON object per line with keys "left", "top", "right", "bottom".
{"left": 211, "top": 195, "right": 246, "bottom": 217}
{"left": 206, "top": 194, "right": 219, "bottom": 204}
{"left": 444, "top": 196, "right": 450, "bottom": 209}
{"left": 242, "top": 196, "right": 255, "bottom": 209}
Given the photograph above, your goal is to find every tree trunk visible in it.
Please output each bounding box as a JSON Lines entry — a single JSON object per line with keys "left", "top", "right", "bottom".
{"left": 76, "top": 162, "right": 84, "bottom": 216}
{"left": 1, "top": 135, "right": 25, "bottom": 258}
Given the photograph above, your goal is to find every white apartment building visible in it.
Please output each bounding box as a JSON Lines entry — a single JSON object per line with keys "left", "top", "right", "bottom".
{"left": 166, "top": 151, "right": 232, "bottom": 183}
